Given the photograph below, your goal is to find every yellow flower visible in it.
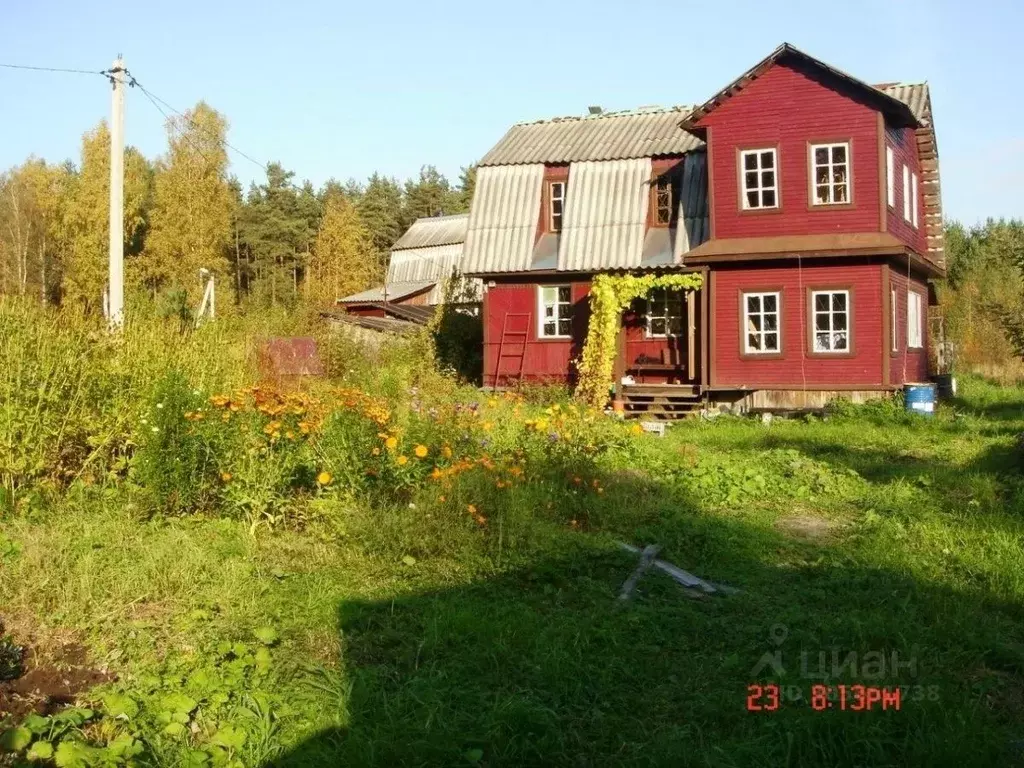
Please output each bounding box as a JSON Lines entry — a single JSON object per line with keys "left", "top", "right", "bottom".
{"left": 488, "top": 398, "right": 498, "bottom": 407}
{"left": 220, "top": 471, "right": 232, "bottom": 482}
{"left": 438, "top": 495, "right": 446, "bottom": 502}
{"left": 385, "top": 436, "right": 398, "bottom": 450}
{"left": 482, "top": 422, "right": 493, "bottom": 432}
{"left": 371, "top": 447, "right": 381, "bottom": 456}
{"left": 397, "top": 455, "right": 409, "bottom": 466}
{"left": 414, "top": 444, "right": 428, "bottom": 458}
{"left": 299, "top": 421, "right": 311, "bottom": 435}
{"left": 442, "top": 446, "right": 453, "bottom": 459}
{"left": 317, "top": 471, "right": 333, "bottom": 486}
{"left": 467, "top": 504, "right": 477, "bottom": 514}
{"left": 630, "top": 424, "right": 643, "bottom": 435}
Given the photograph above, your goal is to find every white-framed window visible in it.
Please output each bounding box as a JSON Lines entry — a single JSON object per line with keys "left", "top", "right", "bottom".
{"left": 886, "top": 147, "right": 895, "bottom": 208}
{"left": 549, "top": 181, "right": 565, "bottom": 233}
{"left": 911, "top": 173, "right": 919, "bottom": 228}
{"left": 645, "top": 288, "right": 683, "bottom": 338}
{"left": 810, "top": 142, "right": 850, "bottom": 205}
{"left": 907, "top": 290, "right": 923, "bottom": 349}
{"left": 740, "top": 148, "right": 778, "bottom": 209}
{"left": 538, "top": 284, "right": 571, "bottom": 338}
{"left": 902, "top": 165, "right": 911, "bottom": 222}
{"left": 891, "top": 288, "right": 898, "bottom": 352}
{"left": 811, "top": 290, "right": 850, "bottom": 353}
{"left": 743, "top": 292, "right": 781, "bottom": 354}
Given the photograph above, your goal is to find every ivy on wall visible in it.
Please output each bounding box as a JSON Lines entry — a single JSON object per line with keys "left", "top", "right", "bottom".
{"left": 575, "top": 273, "right": 704, "bottom": 407}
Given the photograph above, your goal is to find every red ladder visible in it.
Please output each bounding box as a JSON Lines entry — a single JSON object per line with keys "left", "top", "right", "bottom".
{"left": 494, "top": 312, "right": 531, "bottom": 388}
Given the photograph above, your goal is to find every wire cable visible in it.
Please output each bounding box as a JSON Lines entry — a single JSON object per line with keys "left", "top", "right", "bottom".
{"left": 0, "top": 62, "right": 107, "bottom": 77}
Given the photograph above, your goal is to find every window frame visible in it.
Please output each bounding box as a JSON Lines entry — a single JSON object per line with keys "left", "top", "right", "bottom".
{"left": 739, "top": 289, "right": 783, "bottom": 359}
{"left": 644, "top": 287, "right": 684, "bottom": 338}
{"left": 911, "top": 172, "right": 919, "bottom": 229}
{"left": 907, "top": 289, "right": 924, "bottom": 349}
{"left": 537, "top": 284, "right": 572, "bottom": 340}
{"left": 737, "top": 146, "right": 781, "bottom": 212}
{"left": 885, "top": 146, "right": 895, "bottom": 209}
{"left": 807, "top": 140, "right": 853, "bottom": 208}
{"left": 650, "top": 174, "right": 675, "bottom": 227}
{"left": 806, "top": 287, "right": 855, "bottom": 357}
{"left": 902, "top": 165, "right": 911, "bottom": 222}
{"left": 548, "top": 180, "right": 566, "bottom": 233}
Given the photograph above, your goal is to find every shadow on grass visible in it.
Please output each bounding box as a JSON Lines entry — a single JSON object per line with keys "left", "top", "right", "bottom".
{"left": 265, "top": 473, "right": 1024, "bottom": 767}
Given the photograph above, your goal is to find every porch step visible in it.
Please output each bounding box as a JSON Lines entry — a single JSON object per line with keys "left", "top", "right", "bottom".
{"left": 620, "top": 384, "right": 704, "bottom": 420}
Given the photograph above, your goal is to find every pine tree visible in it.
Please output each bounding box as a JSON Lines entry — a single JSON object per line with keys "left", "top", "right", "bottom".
{"left": 456, "top": 164, "right": 477, "bottom": 213}
{"left": 307, "top": 195, "right": 378, "bottom": 306}
{"left": 139, "top": 102, "right": 232, "bottom": 303}
{"left": 357, "top": 173, "right": 403, "bottom": 269}
{"left": 402, "top": 165, "right": 452, "bottom": 227}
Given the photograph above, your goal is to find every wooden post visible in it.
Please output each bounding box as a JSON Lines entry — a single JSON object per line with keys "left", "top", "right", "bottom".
{"left": 687, "top": 290, "right": 696, "bottom": 381}
{"left": 107, "top": 56, "right": 125, "bottom": 328}
{"left": 612, "top": 323, "right": 627, "bottom": 411}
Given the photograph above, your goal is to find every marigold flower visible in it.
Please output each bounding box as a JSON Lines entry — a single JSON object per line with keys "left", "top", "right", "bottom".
{"left": 630, "top": 424, "right": 643, "bottom": 436}
{"left": 397, "top": 455, "right": 408, "bottom": 465}
{"left": 317, "top": 471, "right": 333, "bottom": 485}
{"left": 221, "top": 471, "right": 232, "bottom": 482}
{"left": 385, "top": 436, "right": 398, "bottom": 450}
{"left": 414, "top": 445, "right": 428, "bottom": 458}
{"left": 467, "top": 504, "right": 477, "bottom": 514}
{"left": 442, "top": 446, "right": 453, "bottom": 459}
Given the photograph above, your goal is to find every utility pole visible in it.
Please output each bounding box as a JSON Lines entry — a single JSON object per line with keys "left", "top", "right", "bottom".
{"left": 108, "top": 56, "right": 125, "bottom": 328}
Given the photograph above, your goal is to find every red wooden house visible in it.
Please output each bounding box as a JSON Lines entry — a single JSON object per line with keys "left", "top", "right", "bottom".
{"left": 461, "top": 43, "right": 944, "bottom": 413}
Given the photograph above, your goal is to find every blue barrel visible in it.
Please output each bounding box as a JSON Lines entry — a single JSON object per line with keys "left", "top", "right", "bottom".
{"left": 905, "top": 384, "right": 936, "bottom": 416}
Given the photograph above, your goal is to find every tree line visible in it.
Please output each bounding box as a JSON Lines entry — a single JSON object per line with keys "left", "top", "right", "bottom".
{"left": 0, "top": 101, "right": 476, "bottom": 313}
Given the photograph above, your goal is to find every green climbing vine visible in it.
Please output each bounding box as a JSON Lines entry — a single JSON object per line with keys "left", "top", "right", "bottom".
{"left": 576, "top": 272, "right": 704, "bottom": 407}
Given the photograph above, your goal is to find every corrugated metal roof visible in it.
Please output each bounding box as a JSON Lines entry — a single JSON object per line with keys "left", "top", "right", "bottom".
{"left": 388, "top": 243, "right": 464, "bottom": 283}
{"left": 479, "top": 107, "right": 703, "bottom": 166}
{"left": 676, "top": 152, "right": 709, "bottom": 258}
{"left": 339, "top": 280, "right": 434, "bottom": 304}
{"left": 879, "top": 83, "right": 931, "bottom": 126}
{"left": 462, "top": 164, "right": 545, "bottom": 274}
{"left": 558, "top": 159, "right": 651, "bottom": 271}
{"left": 391, "top": 213, "right": 468, "bottom": 250}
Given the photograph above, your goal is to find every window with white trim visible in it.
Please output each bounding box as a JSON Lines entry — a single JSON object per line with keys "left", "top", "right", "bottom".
{"left": 539, "top": 285, "right": 571, "bottom": 338}
{"left": 740, "top": 148, "right": 778, "bottom": 209}
{"left": 891, "top": 288, "right": 898, "bottom": 352}
{"left": 911, "top": 173, "right": 919, "bottom": 228}
{"left": 549, "top": 181, "right": 565, "bottom": 233}
{"left": 645, "top": 288, "right": 683, "bottom": 337}
{"left": 907, "top": 291, "right": 923, "bottom": 349}
{"left": 811, "top": 290, "right": 850, "bottom": 353}
{"left": 810, "top": 142, "right": 850, "bottom": 205}
{"left": 743, "top": 292, "right": 781, "bottom": 354}
{"left": 886, "top": 147, "right": 894, "bottom": 208}
{"left": 902, "top": 165, "right": 911, "bottom": 222}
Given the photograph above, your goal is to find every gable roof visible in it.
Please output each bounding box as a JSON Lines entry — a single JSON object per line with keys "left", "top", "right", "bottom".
{"left": 479, "top": 106, "right": 704, "bottom": 167}
{"left": 681, "top": 43, "right": 920, "bottom": 132}
{"left": 339, "top": 280, "right": 434, "bottom": 304}
{"left": 391, "top": 213, "right": 468, "bottom": 250}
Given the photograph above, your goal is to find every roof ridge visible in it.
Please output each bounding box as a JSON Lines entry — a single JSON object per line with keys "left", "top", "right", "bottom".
{"left": 511, "top": 104, "right": 695, "bottom": 128}
{"left": 413, "top": 212, "right": 470, "bottom": 223}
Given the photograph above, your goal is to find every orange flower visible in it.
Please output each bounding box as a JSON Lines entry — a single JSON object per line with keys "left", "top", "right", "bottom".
{"left": 317, "top": 471, "right": 333, "bottom": 486}
{"left": 414, "top": 445, "right": 428, "bottom": 458}
{"left": 438, "top": 495, "right": 446, "bottom": 502}
{"left": 397, "top": 455, "right": 408, "bottom": 466}
{"left": 220, "top": 471, "right": 232, "bottom": 482}
{"left": 467, "top": 504, "right": 477, "bottom": 515}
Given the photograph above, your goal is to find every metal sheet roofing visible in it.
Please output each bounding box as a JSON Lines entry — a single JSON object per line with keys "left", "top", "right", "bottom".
{"left": 479, "top": 107, "right": 704, "bottom": 167}
{"left": 558, "top": 159, "right": 651, "bottom": 271}
{"left": 387, "top": 243, "right": 464, "bottom": 284}
{"left": 339, "top": 280, "right": 434, "bottom": 304}
{"left": 879, "top": 83, "right": 931, "bottom": 126}
{"left": 391, "top": 213, "right": 468, "bottom": 250}
{"left": 462, "top": 164, "right": 545, "bottom": 274}
{"left": 675, "top": 152, "right": 710, "bottom": 258}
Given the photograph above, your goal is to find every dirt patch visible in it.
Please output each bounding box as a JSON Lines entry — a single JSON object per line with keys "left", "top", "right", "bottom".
{"left": 774, "top": 514, "right": 834, "bottom": 542}
{"left": 0, "top": 624, "right": 113, "bottom": 722}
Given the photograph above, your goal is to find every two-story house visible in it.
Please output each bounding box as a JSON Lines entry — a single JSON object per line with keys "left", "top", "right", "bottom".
{"left": 461, "top": 43, "right": 943, "bottom": 413}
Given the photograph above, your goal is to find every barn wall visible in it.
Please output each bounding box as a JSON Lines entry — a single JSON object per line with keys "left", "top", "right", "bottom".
{"left": 711, "top": 260, "right": 885, "bottom": 388}
{"left": 702, "top": 61, "right": 882, "bottom": 240}
{"left": 482, "top": 278, "right": 591, "bottom": 387}
{"left": 886, "top": 124, "right": 927, "bottom": 255}
{"left": 889, "top": 265, "right": 930, "bottom": 384}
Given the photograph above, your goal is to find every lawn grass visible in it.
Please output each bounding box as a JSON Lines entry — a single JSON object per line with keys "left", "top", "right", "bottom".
{"left": 2, "top": 375, "right": 1024, "bottom": 766}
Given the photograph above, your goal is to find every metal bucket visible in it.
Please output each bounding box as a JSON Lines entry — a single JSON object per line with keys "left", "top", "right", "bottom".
{"left": 905, "top": 383, "right": 937, "bottom": 416}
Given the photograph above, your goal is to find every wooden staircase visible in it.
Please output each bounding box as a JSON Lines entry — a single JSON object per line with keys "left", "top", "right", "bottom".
{"left": 620, "top": 384, "right": 704, "bottom": 419}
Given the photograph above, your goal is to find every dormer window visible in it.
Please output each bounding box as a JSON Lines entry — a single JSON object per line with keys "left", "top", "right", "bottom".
{"left": 549, "top": 181, "right": 565, "bottom": 232}
{"left": 653, "top": 176, "right": 673, "bottom": 226}
{"left": 740, "top": 148, "right": 778, "bottom": 210}
{"left": 809, "top": 142, "right": 850, "bottom": 205}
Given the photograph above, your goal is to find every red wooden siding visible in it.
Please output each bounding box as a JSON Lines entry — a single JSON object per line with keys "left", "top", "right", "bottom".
{"left": 888, "top": 266, "right": 929, "bottom": 384}
{"left": 482, "top": 279, "right": 590, "bottom": 387}
{"left": 886, "top": 124, "right": 927, "bottom": 255}
{"left": 711, "top": 261, "right": 884, "bottom": 388}
{"left": 701, "top": 61, "right": 882, "bottom": 240}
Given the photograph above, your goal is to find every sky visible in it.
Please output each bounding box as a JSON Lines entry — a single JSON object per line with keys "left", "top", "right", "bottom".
{"left": 1, "top": 0, "right": 1020, "bottom": 225}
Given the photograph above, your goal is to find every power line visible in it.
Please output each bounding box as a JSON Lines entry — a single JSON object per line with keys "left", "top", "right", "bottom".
{"left": 0, "top": 62, "right": 107, "bottom": 77}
